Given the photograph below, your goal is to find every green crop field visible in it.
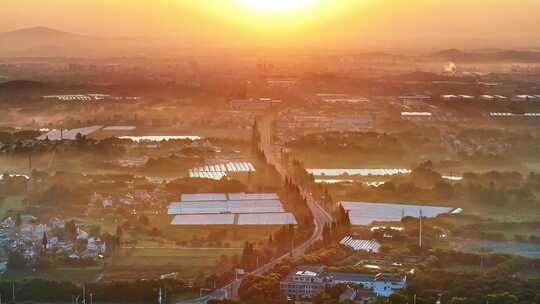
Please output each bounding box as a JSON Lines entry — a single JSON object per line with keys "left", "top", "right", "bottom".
{"left": 0, "top": 195, "right": 25, "bottom": 219}
{"left": 118, "top": 247, "right": 241, "bottom": 257}
{"left": 103, "top": 247, "right": 242, "bottom": 281}
{"left": 3, "top": 266, "right": 103, "bottom": 283}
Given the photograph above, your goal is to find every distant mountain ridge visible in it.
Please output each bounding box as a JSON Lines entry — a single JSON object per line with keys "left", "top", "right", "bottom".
{"left": 0, "top": 27, "right": 149, "bottom": 57}
{"left": 1, "top": 26, "right": 92, "bottom": 37}
{"left": 2, "top": 26, "right": 540, "bottom": 60}
{"left": 430, "top": 48, "right": 540, "bottom": 62}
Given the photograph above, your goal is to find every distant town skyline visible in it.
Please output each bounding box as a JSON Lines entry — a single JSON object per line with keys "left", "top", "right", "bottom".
{"left": 2, "top": 0, "right": 540, "bottom": 50}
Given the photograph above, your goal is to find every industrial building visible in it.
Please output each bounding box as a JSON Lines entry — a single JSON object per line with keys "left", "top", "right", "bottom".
{"left": 280, "top": 265, "right": 407, "bottom": 300}
{"left": 401, "top": 112, "right": 433, "bottom": 120}
{"left": 230, "top": 98, "right": 281, "bottom": 111}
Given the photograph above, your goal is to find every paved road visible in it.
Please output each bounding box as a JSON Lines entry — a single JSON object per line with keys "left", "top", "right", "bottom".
{"left": 179, "top": 114, "right": 333, "bottom": 303}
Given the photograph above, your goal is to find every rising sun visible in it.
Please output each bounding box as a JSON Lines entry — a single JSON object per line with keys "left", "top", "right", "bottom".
{"left": 236, "top": 0, "right": 316, "bottom": 13}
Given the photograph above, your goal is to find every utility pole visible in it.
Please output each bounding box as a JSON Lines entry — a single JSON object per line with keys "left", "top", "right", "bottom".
{"left": 200, "top": 288, "right": 211, "bottom": 297}
{"left": 27, "top": 153, "right": 33, "bottom": 196}
{"left": 419, "top": 209, "right": 423, "bottom": 249}
{"left": 290, "top": 236, "right": 294, "bottom": 257}
{"left": 12, "top": 282, "right": 15, "bottom": 304}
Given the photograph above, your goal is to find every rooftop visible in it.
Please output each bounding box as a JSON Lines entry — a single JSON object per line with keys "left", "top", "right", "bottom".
{"left": 375, "top": 273, "right": 406, "bottom": 283}
{"left": 329, "top": 272, "right": 376, "bottom": 283}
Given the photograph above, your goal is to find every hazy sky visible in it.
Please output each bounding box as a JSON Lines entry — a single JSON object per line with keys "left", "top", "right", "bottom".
{"left": 1, "top": 0, "right": 539, "bottom": 50}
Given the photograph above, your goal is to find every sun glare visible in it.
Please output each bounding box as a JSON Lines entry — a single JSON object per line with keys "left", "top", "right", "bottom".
{"left": 236, "top": 0, "right": 316, "bottom": 13}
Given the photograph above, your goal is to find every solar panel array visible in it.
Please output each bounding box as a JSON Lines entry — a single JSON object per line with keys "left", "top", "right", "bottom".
{"left": 442, "top": 94, "right": 540, "bottom": 101}
{"left": 169, "top": 193, "right": 297, "bottom": 226}
{"left": 189, "top": 161, "right": 255, "bottom": 180}
{"left": 43, "top": 94, "right": 98, "bottom": 101}
{"left": 307, "top": 168, "right": 411, "bottom": 177}
{"left": 339, "top": 236, "right": 381, "bottom": 253}
{"left": 171, "top": 214, "right": 235, "bottom": 225}
{"left": 490, "top": 112, "right": 540, "bottom": 117}
{"left": 188, "top": 171, "right": 227, "bottom": 180}
{"left": 227, "top": 193, "right": 279, "bottom": 201}
{"left": 341, "top": 201, "right": 461, "bottom": 226}
{"left": 37, "top": 126, "right": 104, "bottom": 141}
{"left": 237, "top": 213, "right": 297, "bottom": 225}
{"left": 102, "top": 126, "right": 137, "bottom": 131}
{"left": 120, "top": 135, "right": 201, "bottom": 142}
{"left": 180, "top": 193, "right": 228, "bottom": 202}
{"left": 168, "top": 200, "right": 285, "bottom": 215}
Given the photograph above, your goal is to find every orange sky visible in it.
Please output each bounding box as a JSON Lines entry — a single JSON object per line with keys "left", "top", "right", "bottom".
{"left": 1, "top": 0, "right": 539, "bottom": 50}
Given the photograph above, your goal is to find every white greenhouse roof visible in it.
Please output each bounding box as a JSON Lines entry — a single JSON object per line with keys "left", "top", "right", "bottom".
{"left": 180, "top": 193, "right": 228, "bottom": 202}
{"left": 168, "top": 200, "right": 284, "bottom": 215}
{"left": 237, "top": 213, "right": 297, "bottom": 225}
{"left": 341, "top": 201, "right": 461, "bottom": 226}
{"left": 307, "top": 168, "right": 411, "bottom": 177}
{"left": 227, "top": 193, "right": 279, "bottom": 201}
{"left": 171, "top": 214, "right": 235, "bottom": 225}
{"left": 339, "top": 236, "right": 381, "bottom": 253}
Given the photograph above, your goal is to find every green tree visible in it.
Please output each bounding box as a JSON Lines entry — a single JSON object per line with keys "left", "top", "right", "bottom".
{"left": 8, "top": 251, "right": 27, "bottom": 270}
{"left": 90, "top": 225, "right": 101, "bottom": 237}
{"left": 326, "top": 284, "right": 348, "bottom": 300}
{"left": 115, "top": 226, "right": 123, "bottom": 250}
{"left": 448, "top": 297, "right": 466, "bottom": 304}
{"left": 15, "top": 212, "right": 22, "bottom": 227}
{"left": 138, "top": 215, "right": 149, "bottom": 226}
{"left": 116, "top": 226, "right": 123, "bottom": 241}
{"left": 389, "top": 291, "right": 408, "bottom": 304}
{"left": 64, "top": 220, "right": 77, "bottom": 241}
{"left": 238, "top": 273, "right": 285, "bottom": 304}
{"left": 312, "top": 292, "right": 335, "bottom": 304}
{"left": 41, "top": 231, "right": 48, "bottom": 256}
{"left": 486, "top": 292, "right": 519, "bottom": 304}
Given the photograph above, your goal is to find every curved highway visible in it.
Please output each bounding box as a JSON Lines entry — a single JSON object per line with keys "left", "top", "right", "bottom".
{"left": 180, "top": 114, "right": 333, "bottom": 303}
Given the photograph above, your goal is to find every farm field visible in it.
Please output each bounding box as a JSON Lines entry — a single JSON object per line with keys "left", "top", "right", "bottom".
{"left": 0, "top": 195, "right": 25, "bottom": 219}
{"left": 290, "top": 148, "right": 407, "bottom": 168}
{"left": 3, "top": 265, "right": 103, "bottom": 283}
{"left": 451, "top": 239, "right": 540, "bottom": 258}
{"left": 464, "top": 204, "right": 540, "bottom": 222}
{"left": 102, "top": 247, "right": 242, "bottom": 281}
{"left": 151, "top": 214, "right": 279, "bottom": 246}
